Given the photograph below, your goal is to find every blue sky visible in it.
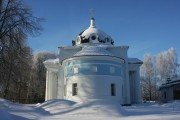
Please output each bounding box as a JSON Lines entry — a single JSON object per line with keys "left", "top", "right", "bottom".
{"left": 24, "top": 0, "right": 180, "bottom": 61}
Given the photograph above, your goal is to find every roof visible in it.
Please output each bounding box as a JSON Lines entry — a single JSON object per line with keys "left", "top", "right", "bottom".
{"left": 80, "top": 27, "right": 111, "bottom": 41}
{"left": 74, "top": 45, "right": 115, "bottom": 57}
{"left": 128, "top": 58, "right": 143, "bottom": 64}
{"left": 73, "top": 18, "right": 114, "bottom": 46}
{"left": 43, "top": 58, "right": 59, "bottom": 65}
{"left": 159, "top": 76, "right": 180, "bottom": 89}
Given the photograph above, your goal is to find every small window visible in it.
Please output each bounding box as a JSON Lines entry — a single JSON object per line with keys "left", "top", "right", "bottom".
{"left": 64, "top": 85, "right": 66, "bottom": 96}
{"left": 91, "top": 66, "right": 97, "bottom": 72}
{"left": 72, "top": 83, "right": 78, "bottom": 96}
{"left": 111, "top": 83, "right": 116, "bottom": 96}
{"left": 164, "top": 91, "right": 166, "bottom": 99}
{"left": 64, "top": 69, "right": 67, "bottom": 77}
{"left": 91, "top": 36, "right": 96, "bottom": 40}
{"left": 74, "top": 67, "right": 78, "bottom": 74}
{"left": 110, "top": 67, "right": 115, "bottom": 73}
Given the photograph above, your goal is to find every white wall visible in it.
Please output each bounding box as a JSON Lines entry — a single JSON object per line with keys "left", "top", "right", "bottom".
{"left": 160, "top": 87, "right": 173, "bottom": 102}
{"left": 57, "top": 66, "right": 64, "bottom": 99}
{"left": 60, "top": 46, "right": 130, "bottom": 104}
{"left": 65, "top": 75, "right": 123, "bottom": 103}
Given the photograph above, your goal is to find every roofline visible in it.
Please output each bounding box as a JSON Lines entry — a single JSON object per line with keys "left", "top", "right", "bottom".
{"left": 162, "top": 79, "right": 180, "bottom": 85}
{"left": 61, "top": 55, "right": 125, "bottom": 65}
{"left": 128, "top": 62, "right": 143, "bottom": 65}
{"left": 58, "top": 45, "right": 129, "bottom": 49}
{"left": 159, "top": 80, "right": 180, "bottom": 90}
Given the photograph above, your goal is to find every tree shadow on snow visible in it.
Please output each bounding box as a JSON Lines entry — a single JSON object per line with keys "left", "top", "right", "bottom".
{"left": 36, "top": 99, "right": 180, "bottom": 117}
{"left": 9, "top": 113, "right": 31, "bottom": 120}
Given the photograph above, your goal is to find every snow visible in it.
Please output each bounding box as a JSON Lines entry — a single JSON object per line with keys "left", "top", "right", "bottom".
{"left": 74, "top": 45, "right": 115, "bottom": 56}
{"left": 160, "top": 76, "right": 180, "bottom": 89}
{"left": 128, "top": 58, "right": 143, "bottom": 64}
{"left": 79, "top": 18, "right": 111, "bottom": 41}
{"left": 0, "top": 98, "right": 180, "bottom": 120}
{"left": 43, "top": 58, "right": 59, "bottom": 64}
{"left": 81, "top": 27, "right": 110, "bottom": 40}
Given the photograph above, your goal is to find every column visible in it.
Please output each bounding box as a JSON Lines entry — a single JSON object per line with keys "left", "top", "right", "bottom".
{"left": 48, "top": 71, "right": 53, "bottom": 99}
{"left": 50, "top": 71, "right": 58, "bottom": 99}
{"left": 45, "top": 71, "right": 56, "bottom": 100}
{"left": 135, "top": 70, "right": 141, "bottom": 103}
{"left": 57, "top": 66, "right": 64, "bottom": 99}
{"left": 129, "top": 71, "right": 135, "bottom": 104}
{"left": 45, "top": 70, "right": 49, "bottom": 101}
{"left": 125, "top": 62, "right": 131, "bottom": 104}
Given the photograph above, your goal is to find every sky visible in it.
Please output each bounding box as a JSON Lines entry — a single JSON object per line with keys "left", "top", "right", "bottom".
{"left": 24, "top": 0, "right": 180, "bottom": 61}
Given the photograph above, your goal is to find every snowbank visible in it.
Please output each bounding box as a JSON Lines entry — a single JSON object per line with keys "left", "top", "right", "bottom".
{"left": 0, "top": 98, "right": 180, "bottom": 120}
{"left": 0, "top": 98, "right": 14, "bottom": 120}
{"left": 36, "top": 99, "right": 125, "bottom": 116}
{"left": 0, "top": 98, "right": 16, "bottom": 109}
{"left": 36, "top": 99, "right": 76, "bottom": 114}
{"left": 71, "top": 99, "right": 126, "bottom": 116}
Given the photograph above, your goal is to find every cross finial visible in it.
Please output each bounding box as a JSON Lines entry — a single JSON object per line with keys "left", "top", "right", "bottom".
{"left": 90, "top": 8, "right": 96, "bottom": 19}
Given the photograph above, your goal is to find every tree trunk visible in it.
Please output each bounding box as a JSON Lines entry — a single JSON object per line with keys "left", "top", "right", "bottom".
{"left": 3, "top": 61, "right": 13, "bottom": 99}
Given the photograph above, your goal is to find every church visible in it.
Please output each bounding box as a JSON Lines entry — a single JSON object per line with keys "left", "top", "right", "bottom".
{"left": 44, "top": 18, "right": 142, "bottom": 105}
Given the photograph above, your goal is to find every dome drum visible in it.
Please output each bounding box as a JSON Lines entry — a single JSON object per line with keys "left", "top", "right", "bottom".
{"left": 73, "top": 34, "right": 114, "bottom": 45}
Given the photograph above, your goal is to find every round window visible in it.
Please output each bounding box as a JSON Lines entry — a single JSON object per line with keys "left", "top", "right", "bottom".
{"left": 91, "top": 36, "right": 96, "bottom": 40}
{"left": 77, "top": 38, "right": 80, "bottom": 42}
{"left": 76, "top": 36, "right": 81, "bottom": 42}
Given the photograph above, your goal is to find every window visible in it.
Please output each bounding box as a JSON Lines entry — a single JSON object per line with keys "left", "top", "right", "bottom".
{"left": 91, "top": 36, "right": 96, "bottom": 40}
{"left": 74, "top": 67, "right": 78, "bottom": 74}
{"left": 72, "top": 83, "right": 78, "bottom": 96}
{"left": 64, "top": 85, "right": 66, "bottom": 96}
{"left": 91, "top": 66, "right": 97, "bottom": 72}
{"left": 164, "top": 91, "right": 166, "bottom": 99}
{"left": 64, "top": 69, "right": 67, "bottom": 77}
{"left": 110, "top": 67, "right": 115, "bottom": 73}
{"left": 111, "top": 83, "right": 116, "bottom": 96}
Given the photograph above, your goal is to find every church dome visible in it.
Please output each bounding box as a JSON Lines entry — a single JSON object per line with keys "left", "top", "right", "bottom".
{"left": 72, "top": 18, "right": 114, "bottom": 46}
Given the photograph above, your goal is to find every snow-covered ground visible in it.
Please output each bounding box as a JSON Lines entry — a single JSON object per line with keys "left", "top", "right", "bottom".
{"left": 0, "top": 98, "right": 180, "bottom": 120}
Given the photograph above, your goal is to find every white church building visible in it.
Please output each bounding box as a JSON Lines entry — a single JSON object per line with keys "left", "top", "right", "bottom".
{"left": 44, "top": 18, "right": 142, "bottom": 105}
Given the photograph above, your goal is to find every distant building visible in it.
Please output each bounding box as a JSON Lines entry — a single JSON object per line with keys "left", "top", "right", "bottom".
{"left": 159, "top": 76, "right": 180, "bottom": 102}
{"left": 44, "top": 18, "right": 142, "bottom": 105}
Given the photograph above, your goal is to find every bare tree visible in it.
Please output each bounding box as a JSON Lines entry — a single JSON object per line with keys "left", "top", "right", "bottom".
{"left": 0, "top": 0, "right": 2, "bottom": 11}
{"left": 0, "top": 0, "right": 42, "bottom": 101}
{"left": 156, "top": 48, "right": 179, "bottom": 82}
{"left": 30, "top": 52, "right": 56, "bottom": 103}
{"left": 140, "top": 48, "right": 179, "bottom": 101}
{"left": 140, "top": 54, "right": 156, "bottom": 101}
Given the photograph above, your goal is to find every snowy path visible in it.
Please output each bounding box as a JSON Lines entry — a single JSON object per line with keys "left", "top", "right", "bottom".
{"left": 0, "top": 98, "right": 180, "bottom": 120}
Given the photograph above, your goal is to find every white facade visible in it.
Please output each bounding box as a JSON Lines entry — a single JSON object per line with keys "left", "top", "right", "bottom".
{"left": 44, "top": 18, "right": 142, "bottom": 105}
